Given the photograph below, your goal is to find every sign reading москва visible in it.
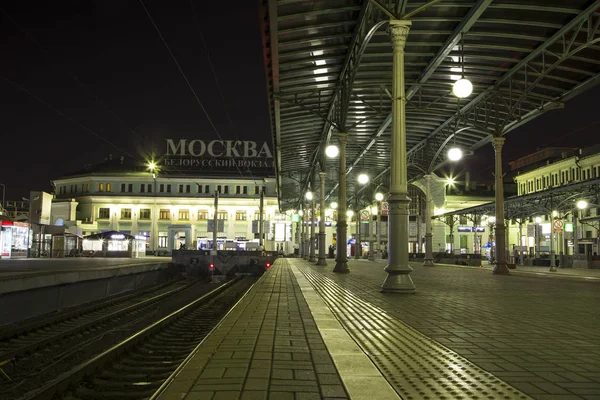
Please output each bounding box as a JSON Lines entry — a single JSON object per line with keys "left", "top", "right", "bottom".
{"left": 163, "top": 139, "right": 274, "bottom": 172}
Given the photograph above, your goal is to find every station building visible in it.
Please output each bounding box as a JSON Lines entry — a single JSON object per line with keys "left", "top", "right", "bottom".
{"left": 49, "top": 140, "right": 289, "bottom": 254}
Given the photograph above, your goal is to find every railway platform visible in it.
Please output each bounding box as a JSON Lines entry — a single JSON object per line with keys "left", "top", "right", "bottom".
{"left": 0, "top": 257, "right": 172, "bottom": 325}
{"left": 154, "top": 258, "right": 600, "bottom": 400}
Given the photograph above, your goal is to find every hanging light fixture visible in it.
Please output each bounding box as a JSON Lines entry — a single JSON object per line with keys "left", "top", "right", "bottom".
{"left": 357, "top": 173, "right": 369, "bottom": 184}
{"left": 375, "top": 192, "right": 384, "bottom": 201}
{"left": 330, "top": 201, "right": 338, "bottom": 209}
{"left": 447, "top": 147, "right": 463, "bottom": 161}
{"left": 452, "top": 34, "right": 473, "bottom": 98}
{"left": 305, "top": 191, "right": 313, "bottom": 201}
{"left": 325, "top": 144, "right": 339, "bottom": 158}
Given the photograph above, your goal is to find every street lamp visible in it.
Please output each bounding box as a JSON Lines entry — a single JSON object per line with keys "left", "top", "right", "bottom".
{"left": 346, "top": 210, "right": 354, "bottom": 219}
{"left": 374, "top": 192, "right": 384, "bottom": 261}
{"left": 577, "top": 200, "right": 588, "bottom": 210}
{"left": 330, "top": 201, "right": 338, "bottom": 209}
{"left": 305, "top": 191, "right": 313, "bottom": 201}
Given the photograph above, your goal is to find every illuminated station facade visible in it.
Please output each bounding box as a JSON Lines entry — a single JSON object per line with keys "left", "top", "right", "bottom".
{"left": 50, "top": 139, "right": 290, "bottom": 254}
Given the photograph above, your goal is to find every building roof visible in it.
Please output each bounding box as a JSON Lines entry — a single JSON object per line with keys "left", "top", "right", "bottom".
{"left": 57, "top": 155, "right": 276, "bottom": 180}
{"left": 260, "top": 0, "right": 600, "bottom": 210}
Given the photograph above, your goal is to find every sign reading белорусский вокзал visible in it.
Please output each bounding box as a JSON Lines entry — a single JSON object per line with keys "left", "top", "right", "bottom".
{"left": 163, "top": 139, "right": 274, "bottom": 175}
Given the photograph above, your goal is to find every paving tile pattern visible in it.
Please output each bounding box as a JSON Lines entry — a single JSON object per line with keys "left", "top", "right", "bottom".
{"left": 298, "top": 259, "right": 600, "bottom": 400}
{"left": 293, "top": 260, "right": 530, "bottom": 400}
{"left": 157, "top": 259, "right": 348, "bottom": 400}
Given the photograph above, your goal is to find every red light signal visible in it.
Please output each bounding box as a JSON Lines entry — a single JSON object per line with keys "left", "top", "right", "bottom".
{"left": 209, "top": 263, "right": 215, "bottom": 269}
{"left": 266, "top": 262, "right": 271, "bottom": 269}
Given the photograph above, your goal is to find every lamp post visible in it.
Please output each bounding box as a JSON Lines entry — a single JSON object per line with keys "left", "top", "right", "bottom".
{"left": 333, "top": 133, "right": 349, "bottom": 273}
{"left": 306, "top": 190, "right": 316, "bottom": 262}
{"left": 535, "top": 216, "right": 542, "bottom": 260}
{"left": 316, "top": 171, "right": 327, "bottom": 266}
{"left": 375, "top": 193, "right": 384, "bottom": 261}
{"left": 147, "top": 162, "right": 157, "bottom": 254}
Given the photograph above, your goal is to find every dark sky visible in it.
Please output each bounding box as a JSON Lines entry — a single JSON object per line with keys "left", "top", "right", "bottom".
{"left": 1, "top": 1, "right": 599, "bottom": 200}
{"left": 0, "top": 0, "right": 270, "bottom": 200}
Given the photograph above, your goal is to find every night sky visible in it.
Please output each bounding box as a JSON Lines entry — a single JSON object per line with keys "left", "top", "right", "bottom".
{"left": 1, "top": 1, "right": 599, "bottom": 201}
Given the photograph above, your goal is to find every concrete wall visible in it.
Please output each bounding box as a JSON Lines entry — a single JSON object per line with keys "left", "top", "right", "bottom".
{"left": 0, "top": 263, "right": 170, "bottom": 326}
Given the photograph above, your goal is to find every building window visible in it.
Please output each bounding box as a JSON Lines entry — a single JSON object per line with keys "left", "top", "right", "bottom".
{"left": 178, "top": 209, "right": 190, "bottom": 220}
{"left": 106, "top": 183, "right": 111, "bottom": 192}
{"left": 236, "top": 211, "right": 247, "bottom": 221}
{"left": 224, "top": 185, "right": 229, "bottom": 194}
{"left": 140, "top": 208, "right": 151, "bottom": 219}
{"left": 160, "top": 184, "right": 165, "bottom": 192}
{"left": 99, "top": 183, "right": 104, "bottom": 192}
{"left": 141, "top": 184, "right": 146, "bottom": 193}
{"left": 158, "top": 232, "right": 168, "bottom": 248}
{"left": 205, "top": 185, "right": 209, "bottom": 193}
{"left": 128, "top": 183, "right": 133, "bottom": 192}
{"left": 121, "top": 183, "right": 126, "bottom": 192}
{"left": 243, "top": 186, "right": 248, "bottom": 194}
{"left": 197, "top": 184, "right": 203, "bottom": 194}
{"left": 254, "top": 212, "right": 265, "bottom": 220}
{"left": 179, "top": 184, "right": 184, "bottom": 193}
{"left": 159, "top": 209, "right": 170, "bottom": 220}
{"left": 197, "top": 210, "right": 208, "bottom": 220}
{"left": 217, "top": 185, "right": 222, "bottom": 193}
{"left": 254, "top": 186, "right": 260, "bottom": 195}
{"left": 185, "top": 185, "right": 190, "bottom": 193}
{"left": 99, "top": 208, "right": 110, "bottom": 219}
{"left": 121, "top": 208, "right": 132, "bottom": 219}
{"left": 167, "top": 184, "right": 172, "bottom": 193}
{"left": 147, "top": 184, "right": 152, "bottom": 193}
{"left": 236, "top": 185, "right": 241, "bottom": 194}
{"left": 217, "top": 211, "right": 228, "bottom": 220}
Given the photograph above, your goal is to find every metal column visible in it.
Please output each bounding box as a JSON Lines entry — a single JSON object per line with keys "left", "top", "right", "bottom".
{"left": 333, "top": 133, "right": 349, "bottom": 273}
{"left": 309, "top": 191, "right": 316, "bottom": 262}
{"left": 423, "top": 174, "right": 434, "bottom": 266}
{"left": 381, "top": 20, "right": 415, "bottom": 293}
{"left": 369, "top": 202, "right": 375, "bottom": 261}
{"left": 492, "top": 137, "right": 509, "bottom": 275}
{"left": 213, "top": 191, "right": 219, "bottom": 251}
{"left": 316, "top": 171, "right": 327, "bottom": 266}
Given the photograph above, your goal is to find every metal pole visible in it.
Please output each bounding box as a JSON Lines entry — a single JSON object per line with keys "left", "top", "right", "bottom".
{"left": 316, "top": 171, "right": 327, "bottom": 265}
{"left": 309, "top": 192, "right": 316, "bottom": 262}
{"left": 535, "top": 223, "right": 540, "bottom": 260}
{"left": 213, "top": 190, "right": 219, "bottom": 251}
{"left": 382, "top": 20, "right": 415, "bottom": 292}
{"left": 259, "top": 187, "right": 264, "bottom": 248}
{"left": 300, "top": 204, "right": 304, "bottom": 258}
{"left": 416, "top": 194, "right": 421, "bottom": 253}
{"left": 355, "top": 209, "right": 360, "bottom": 259}
{"left": 492, "top": 137, "right": 509, "bottom": 275}
{"left": 423, "top": 174, "right": 434, "bottom": 266}
{"left": 377, "top": 199, "right": 382, "bottom": 260}
{"left": 573, "top": 209, "right": 579, "bottom": 258}
{"left": 333, "top": 133, "right": 349, "bottom": 273}
{"left": 549, "top": 214, "right": 557, "bottom": 272}
{"left": 369, "top": 202, "right": 375, "bottom": 261}
{"left": 519, "top": 222, "right": 524, "bottom": 265}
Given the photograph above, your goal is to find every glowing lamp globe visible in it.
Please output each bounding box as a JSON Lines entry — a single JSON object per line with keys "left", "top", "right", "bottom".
{"left": 357, "top": 173, "right": 369, "bottom": 184}
{"left": 535, "top": 217, "right": 542, "bottom": 224}
{"left": 447, "top": 147, "right": 463, "bottom": 161}
{"left": 346, "top": 210, "right": 354, "bottom": 218}
{"left": 375, "top": 192, "right": 384, "bottom": 201}
{"left": 330, "top": 202, "right": 338, "bottom": 209}
{"left": 577, "top": 200, "right": 588, "bottom": 210}
{"left": 305, "top": 191, "right": 313, "bottom": 200}
{"left": 325, "top": 145, "right": 339, "bottom": 158}
{"left": 452, "top": 78, "right": 473, "bottom": 98}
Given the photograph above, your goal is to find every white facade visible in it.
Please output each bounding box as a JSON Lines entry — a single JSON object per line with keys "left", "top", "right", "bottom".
{"left": 52, "top": 171, "right": 284, "bottom": 253}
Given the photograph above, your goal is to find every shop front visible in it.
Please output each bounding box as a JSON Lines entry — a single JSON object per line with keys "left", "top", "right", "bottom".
{"left": 1, "top": 220, "right": 30, "bottom": 259}
{"left": 82, "top": 230, "right": 145, "bottom": 258}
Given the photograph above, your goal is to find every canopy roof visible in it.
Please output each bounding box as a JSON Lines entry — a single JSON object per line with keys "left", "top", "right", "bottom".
{"left": 260, "top": 0, "right": 600, "bottom": 210}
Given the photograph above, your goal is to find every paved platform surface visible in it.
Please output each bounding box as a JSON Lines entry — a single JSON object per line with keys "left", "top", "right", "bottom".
{"left": 156, "top": 258, "right": 600, "bottom": 400}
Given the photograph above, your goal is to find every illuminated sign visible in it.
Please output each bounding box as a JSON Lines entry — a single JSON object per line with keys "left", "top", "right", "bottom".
{"left": 163, "top": 139, "right": 274, "bottom": 172}
{"left": 111, "top": 234, "right": 125, "bottom": 240}
{"left": 564, "top": 223, "right": 573, "bottom": 232}
{"left": 457, "top": 226, "right": 486, "bottom": 232}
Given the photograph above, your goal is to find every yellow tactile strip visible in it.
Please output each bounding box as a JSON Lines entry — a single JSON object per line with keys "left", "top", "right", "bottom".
{"left": 292, "top": 261, "right": 532, "bottom": 400}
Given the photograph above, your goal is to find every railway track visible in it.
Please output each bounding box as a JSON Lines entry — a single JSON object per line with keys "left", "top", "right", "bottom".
{"left": 0, "top": 280, "right": 211, "bottom": 399}
{"left": 20, "top": 276, "right": 255, "bottom": 400}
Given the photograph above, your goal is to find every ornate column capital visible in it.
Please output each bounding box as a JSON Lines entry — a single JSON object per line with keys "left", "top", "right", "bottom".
{"left": 491, "top": 136, "right": 506, "bottom": 150}
{"left": 338, "top": 132, "right": 348, "bottom": 145}
{"left": 388, "top": 20, "right": 412, "bottom": 50}
{"left": 319, "top": 171, "right": 326, "bottom": 179}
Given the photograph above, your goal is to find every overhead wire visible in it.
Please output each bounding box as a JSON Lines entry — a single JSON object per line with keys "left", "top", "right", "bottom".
{"left": 188, "top": 0, "right": 261, "bottom": 187}
{"left": 138, "top": 0, "right": 260, "bottom": 184}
